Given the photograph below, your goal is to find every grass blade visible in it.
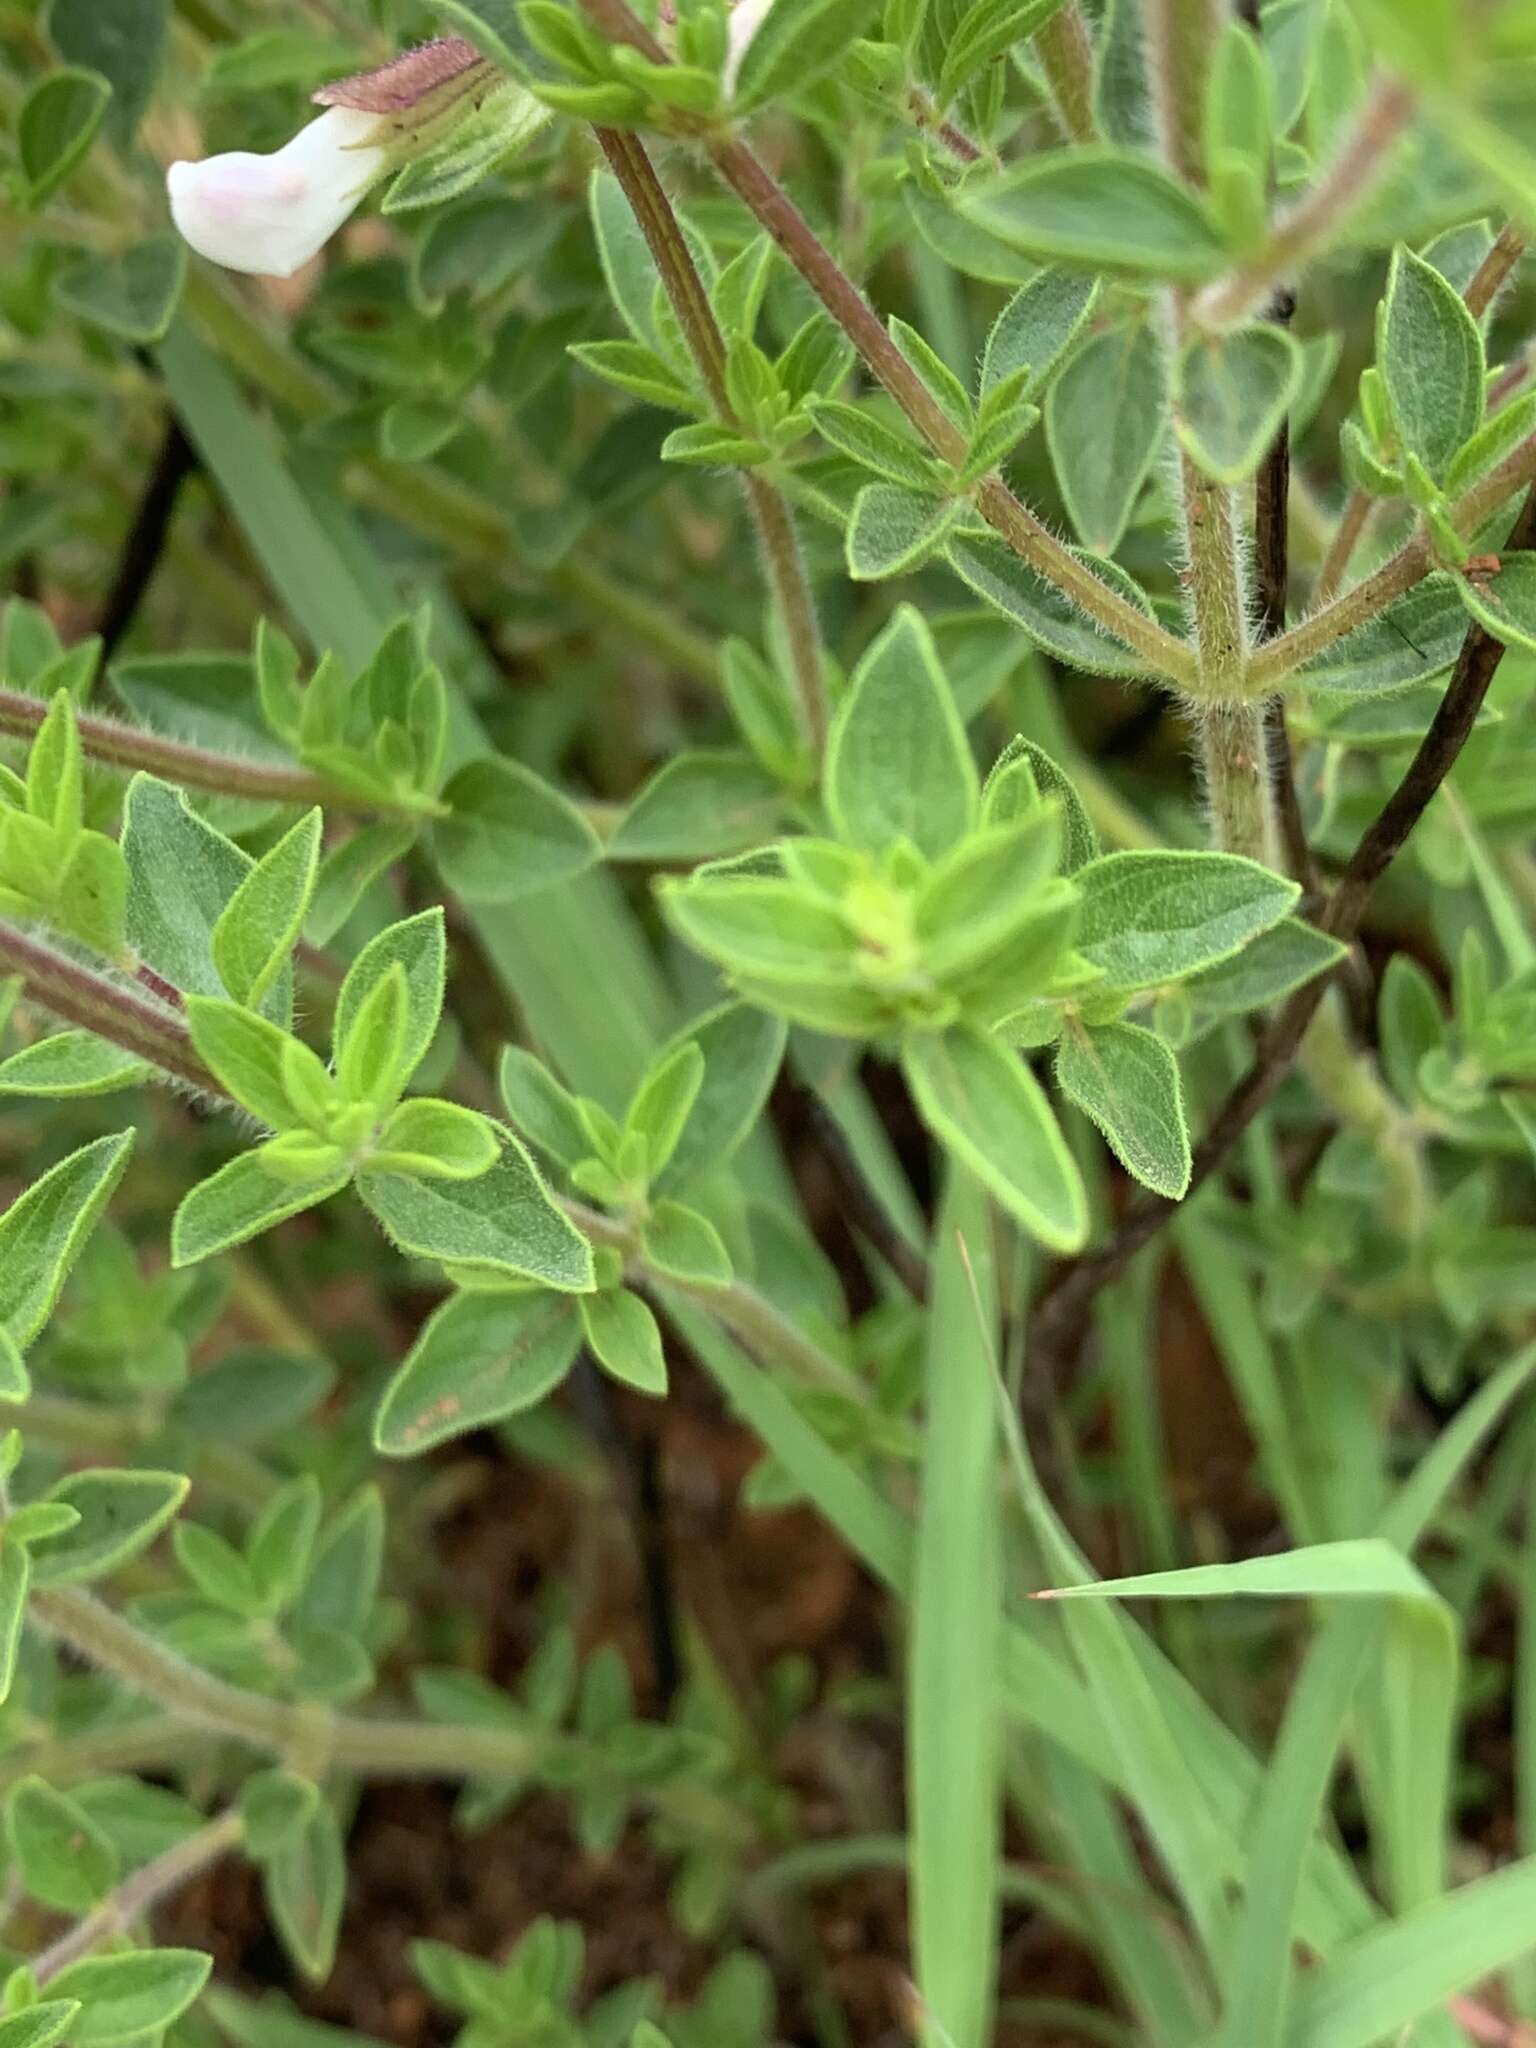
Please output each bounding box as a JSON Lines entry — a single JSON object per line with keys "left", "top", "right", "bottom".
{"left": 909, "top": 1170, "right": 1002, "bottom": 2048}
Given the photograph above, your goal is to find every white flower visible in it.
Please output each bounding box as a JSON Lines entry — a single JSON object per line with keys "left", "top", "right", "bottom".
{"left": 166, "top": 106, "right": 389, "bottom": 280}
{"left": 723, "top": 0, "right": 775, "bottom": 98}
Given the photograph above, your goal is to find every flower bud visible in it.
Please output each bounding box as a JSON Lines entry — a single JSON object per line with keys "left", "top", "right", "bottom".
{"left": 166, "top": 105, "right": 388, "bottom": 280}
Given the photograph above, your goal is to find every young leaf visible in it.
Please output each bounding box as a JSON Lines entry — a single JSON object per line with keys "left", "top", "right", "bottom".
{"left": 1176, "top": 327, "right": 1305, "bottom": 483}
{"left": 959, "top": 150, "right": 1228, "bottom": 281}
{"left": 263, "top": 1803, "right": 346, "bottom": 1982}
{"left": 431, "top": 757, "right": 601, "bottom": 904}
{"left": 1186, "top": 916, "right": 1346, "bottom": 1019}
{"left": 902, "top": 1027, "right": 1088, "bottom": 1251}
{"left": 1055, "top": 1020, "right": 1192, "bottom": 1198}
{"left": 981, "top": 266, "right": 1098, "bottom": 401}
{"left": 0, "top": 1131, "right": 134, "bottom": 1352}
{"left": 947, "top": 532, "right": 1159, "bottom": 679}
{"left": 358, "top": 1135, "right": 595, "bottom": 1292}
{"left": 640, "top": 1200, "right": 733, "bottom": 1287}
{"left": 170, "top": 1150, "right": 350, "bottom": 1267}
{"left": 825, "top": 606, "right": 978, "bottom": 860}
{"left": 17, "top": 68, "right": 111, "bottom": 208}
{"left": 731, "top": 0, "right": 882, "bottom": 108}
{"left": 374, "top": 1289, "right": 582, "bottom": 1454}
{"left": 27, "top": 1469, "right": 188, "bottom": 1588}
{"left": 1379, "top": 244, "right": 1485, "bottom": 484}
{"left": 0, "top": 1546, "right": 29, "bottom": 1705}
{"left": 655, "top": 1003, "right": 787, "bottom": 1195}
{"left": 499, "top": 1047, "right": 594, "bottom": 1169}
{"left": 186, "top": 997, "right": 304, "bottom": 1131}
{"left": 804, "top": 398, "right": 941, "bottom": 489}
{"left": 581, "top": 1288, "right": 668, "bottom": 1395}
{"left": 374, "top": 1099, "right": 500, "bottom": 1180}
{"left": 626, "top": 1042, "right": 705, "bottom": 1183}
{"left": 6, "top": 1777, "right": 118, "bottom": 1912}
{"left": 846, "top": 485, "right": 959, "bottom": 580}
{"left": 333, "top": 908, "right": 445, "bottom": 1098}
{"left": 0, "top": 2003, "right": 77, "bottom": 2048}
{"left": 334, "top": 963, "right": 411, "bottom": 1109}
{"left": 45, "top": 1951, "right": 212, "bottom": 2047}
{"left": 1074, "top": 850, "right": 1299, "bottom": 990}
{"left": 1045, "top": 322, "right": 1164, "bottom": 554}
{"left": 212, "top": 808, "right": 323, "bottom": 1013}
{"left": 983, "top": 736, "right": 1099, "bottom": 873}
{"left": 607, "top": 752, "right": 785, "bottom": 861}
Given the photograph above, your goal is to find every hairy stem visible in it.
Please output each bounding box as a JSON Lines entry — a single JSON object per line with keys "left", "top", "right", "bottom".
{"left": 1033, "top": 1, "right": 1099, "bottom": 145}
{"left": 576, "top": 0, "right": 1196, "bottom": 683}
{"left": 28, "top": 1585, "right": 748, "bottom": 1839}
{"left": 1142, "top": 0, "right": 1221, "bottom": 182}
{"left": 33, "top": 1809, "right": 245, "bottom": 1984}
{"left": 0, "top": 686, "right": 440, "bottom": 822}
{"left": 594, "top": 126, "right": 828, "bottom": 754}
{"left": 1031, "top": 483, "right": 1536, "bottom": 1352}
{"left": 1198, "top": 699, "right": 1274, "bottom": 861}
{"left": 1195, "top": 74, "right": 1416, "bottom": 329}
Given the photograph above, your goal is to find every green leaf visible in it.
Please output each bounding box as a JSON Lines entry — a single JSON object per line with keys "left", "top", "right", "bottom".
{"left": 307, "top": 823, "right": 418, "bottom": 947}
{"left": 174, "top": 1520, "right": 262, "bottom": 1614}
{"left": 374, "top": 1099, "right": 500, "bottom": 1180}
{"left": 1453, "top": 552, "right": 1536, "bottom": 653}
{"left": 1055, "top": 1020, "right": 1191, "bottom": 1198}
{"left": 374, "top": 1289, "right": 582, "bottom": 1453}
{"left": 0, "top": 1546, "right": 29, "bottom": 1704}
{"left": 569, "top": 339, "right": 698, "bottom": 411}
{"left": 121, "top": 777, "right": 290, "bottom": 1024}
{"left": 910, "top": 1167, "right": 1003, "bottom": 2048}
{"left": 498, "top": 1048, "right": 593, "bottom": 1169}
{"left": 946, "top": 532, "right": 1160, "bottom": 678}
{"left": 0, "top": 1131, "right": 134, "bottom": 1351}
{"left": 186, "top": 997, "right": 306, "bottom": 1131}
{"left": 1074, "top": 850, "right": 1299, "bottom": 990}
{"left": 26, "top": 690, "right": 81, "bottom": 835}
{"left": 732, "top": 0, "right": 882, "bottom": 107}
{"left": 902, "top": 1026, "right": 1087, "bottom": 1250}
{"left": 54, "top": 236, "right": 186, "bottom": 344}
{"left": 655, "top": 1003, "right": 787, "bottom": 1195}
{"left": 6, "top": 1776, "right": 118, "bottom": 1912}
{"left": 846, "top": 484, "right": 959, "bottom": 580}
{"left": 663, "top": 875, "right": 860, "bottom": 990}
{"left": 263, "top": 1804, "right": 345, "bottom": 1982}
{"left": 0, "top": 2004, "right": 80, "bottom": 2048}
{"left": 0, "top": 1031, "right": 150, "bottom": 1098}
{"left": 959, "top": 149, "right": 1228, "bottom": 281}
{"left": 431, "top": 757, "right": 601, "bottom": 903}
{"left": 48, "top": 0, "right": 168, "bottom": 140}
{"left": 580, "top": 1288, "right": 668, "bottom": 1395}
{"left": 170, "top": 1150, "right": 349, "bottom": 1267}
{"left": 58, "top": 829, "right": 129, "bottom": 958}
{"left": 980, "top": 266, "right": 1098, "bottom": 400}
{"left": 825, "top": 606, "right": 977, "bottom": 861}
{"left": 358, "top": 1135, "right": 595, "bottom": 1291}
{"left": 804, "top": 398, "right": 940, "bottom": 489}
{"left": 983, "top": 736, "right": 1099, "bottom": 873}
{"left": 608, "top": 752, "right": 785, "bottom": 861}
{"left": 937, "top": 0, "right": 1063, "bottom": 99}
{"left": 17, "top": 67, "right": 110, "bottom": 207}
{"left": 639, "top": 1200, "right": 733, "bottom": 1287}
{"left": 212, "top": 809, "right": 322, "bottom": 1012}
{"left": 1175, "top": 327, "right": 1304, "bottom": 483}
{"left": 333, "top": 909, "right": 445, "bottom": 1099}
{"left": 626, "top": 1042, "right": 704, "bottom": 1183}
{"left": 239, "top": 1771, "right": 320, "bottom": 1862}
{"left": 1445, "top": 389, "right": 1536, "bottom": 496}
{"left": 1046, "top": 321, "right": 1165, "bottom": 554}
{"left": 1379, "top": 244, "right": 1485, "bottom": 484}
{"left": 27, "top": 1469, "right": 187, "bottom": 1587}
{"left": 334, "top": 964, "right": 410, "bottom": 1110}
{"left": 1186, "top": 917, "right": 1346, "bottom": 1019}
{"left": 1301, "top": 576, "right": 1470, "bottom": 695}
{"left": 1281, "top": 1855, "right": 1536, "bottom": 2048}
